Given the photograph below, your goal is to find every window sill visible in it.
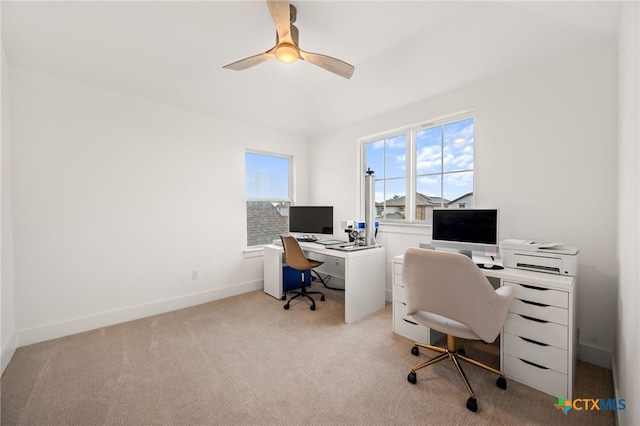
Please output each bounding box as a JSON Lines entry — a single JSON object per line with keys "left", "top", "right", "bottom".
{"left": 378, "top": 222, "right": 432, "bottom": 236}
{"left": 243, "top": 247, "right": 265, "bottom": 258}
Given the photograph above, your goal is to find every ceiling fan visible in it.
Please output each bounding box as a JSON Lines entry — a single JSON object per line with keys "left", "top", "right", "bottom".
{"left": 223, "top": 0, "right": 355, "bottom": 79}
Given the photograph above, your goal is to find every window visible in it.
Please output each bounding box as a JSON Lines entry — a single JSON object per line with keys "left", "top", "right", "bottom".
{"left": 365, "top": 134, "right": 407, "bottom": 220}
{"left": 362, "top": 114, "right": 474, "bottom": 223}
{"left": 245, "top": 151, "right": 291, "bottom": 246}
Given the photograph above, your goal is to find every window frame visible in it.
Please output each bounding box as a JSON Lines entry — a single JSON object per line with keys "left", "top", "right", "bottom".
{"left": 245, "top": 150, "right": 293, "bottom": 248}
{"left": 359, "top": 111, "right": 475, "bottom": 224}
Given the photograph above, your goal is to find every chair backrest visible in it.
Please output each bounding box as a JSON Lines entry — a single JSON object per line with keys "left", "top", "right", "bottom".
{"left": 402, "top": 247, "right": 513, "bottom": 343}
{"left": 280, "top": 236, "right": 314, "bottom": 272}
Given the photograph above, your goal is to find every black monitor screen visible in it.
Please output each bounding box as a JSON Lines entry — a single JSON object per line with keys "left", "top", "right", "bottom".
{"left": 289, "top": 206, "right": 333, "bottom": 235}
{"left": 432, "top": 209, "right": 498, "bottom": 246}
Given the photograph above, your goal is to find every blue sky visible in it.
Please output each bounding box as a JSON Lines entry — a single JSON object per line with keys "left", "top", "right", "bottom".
{"left": 245, "top": 152, "right": 289, "bottom": 199}
{"left": 366, "top": 118, "right": 474, "bottom": 203}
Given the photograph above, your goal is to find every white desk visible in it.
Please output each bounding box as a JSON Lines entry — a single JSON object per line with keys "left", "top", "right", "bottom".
{"left": 392, "top": 254, "right": 577, "bottom": 399}
{"left": 263, "top": 243, "right": 386, "bottom": 323}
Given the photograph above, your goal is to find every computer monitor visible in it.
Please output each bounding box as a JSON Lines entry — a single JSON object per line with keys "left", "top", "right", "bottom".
{"left": 288, "top": 206, "right": 334, "bottom": 236}
{"left": 431, "top": 208, "right": 499, "bottom": 257}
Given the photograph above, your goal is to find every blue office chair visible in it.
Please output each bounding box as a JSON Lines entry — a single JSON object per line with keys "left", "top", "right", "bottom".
{"left": 280, "top": 236, "right": 326, "bottom": 311}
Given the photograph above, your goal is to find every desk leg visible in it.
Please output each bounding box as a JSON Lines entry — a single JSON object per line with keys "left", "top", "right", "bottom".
{"left": 264, "top": 248, "right": 283, "bottom": 300}
{"left": 344, "top": 251, "right": 386, "bottom": 323}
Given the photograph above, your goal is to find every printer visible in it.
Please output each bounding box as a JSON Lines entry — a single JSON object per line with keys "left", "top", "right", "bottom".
{"left": 499, "top": 239, "right": 579, "bottom": 276}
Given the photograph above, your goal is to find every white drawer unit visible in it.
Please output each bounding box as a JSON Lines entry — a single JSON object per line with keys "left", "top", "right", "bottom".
{"left": 501, "top": 279, "right": 576, "bottom": 399}
{"left": 392, "top": 254, "right": 577, "bottom": 399}
{"left": 392, "top": 256, "right": 443, "bottom": 345}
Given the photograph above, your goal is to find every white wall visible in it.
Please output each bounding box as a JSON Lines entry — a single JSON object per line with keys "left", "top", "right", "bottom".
{"left": 1, "top": 43, "right": 17, "bottom": 373}
{"left": 615, "top": 2, "right": 639, "bottom": 425}
{"left": 9, "top": 67, "right": 308, "bottom": 346}
{"left": 309, "top": 40, "right": 618, "bottom": 368}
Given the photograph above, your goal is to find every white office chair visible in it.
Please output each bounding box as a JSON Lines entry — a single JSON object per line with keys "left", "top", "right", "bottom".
{"left": 402, "top": 247, "right": 514, "bottom": 412}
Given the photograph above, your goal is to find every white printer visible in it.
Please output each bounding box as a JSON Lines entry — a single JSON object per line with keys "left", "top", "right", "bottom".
{"left": 499, "top": 239, "right": 579, "bottom": 276}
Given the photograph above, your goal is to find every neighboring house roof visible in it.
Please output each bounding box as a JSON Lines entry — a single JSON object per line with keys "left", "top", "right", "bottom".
{"left": 246, "top": 201, "right": 288, "bottom": 246}
{"left": 448, "top": 192, "right": 473, "bottom": 204}
{"left": 376, "top": 193, "right": 451, "bottom": 207}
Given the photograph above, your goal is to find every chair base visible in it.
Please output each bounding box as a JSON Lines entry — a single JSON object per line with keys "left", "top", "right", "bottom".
{"left": 407, "top": 335, "right": 507, "bottom": 412}
{"left": 283, "top": 283, "right": 325, "bottom": 311}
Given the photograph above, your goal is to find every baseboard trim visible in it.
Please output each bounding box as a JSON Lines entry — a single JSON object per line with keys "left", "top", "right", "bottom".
{"left": 1, "top": 332, "right": 18, "bottom": 374}
{"left": 577, "top": 342, "right": 612, "bottom": 369}
{"left": 17, "top": 280, "right": 263, "bottom": 347}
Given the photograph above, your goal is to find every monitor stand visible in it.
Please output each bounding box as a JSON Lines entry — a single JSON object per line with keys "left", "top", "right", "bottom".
{"left": 435, "top": 247, "right": 473, "bottom": 259}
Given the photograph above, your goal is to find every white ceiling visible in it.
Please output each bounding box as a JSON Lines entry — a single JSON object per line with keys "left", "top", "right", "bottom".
{"left": 1, "top": 1, "right": 621, "bottom": 137}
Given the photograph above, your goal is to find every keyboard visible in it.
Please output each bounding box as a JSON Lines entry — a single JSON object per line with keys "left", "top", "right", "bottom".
{"left": 315, "top": 240, "right": 345, "bottom": 246}
{"left": 329, "top": 244, "right": 382, "bottom": 252}
{"left": 296, "top": 237, "right": 317, "bottom": 242}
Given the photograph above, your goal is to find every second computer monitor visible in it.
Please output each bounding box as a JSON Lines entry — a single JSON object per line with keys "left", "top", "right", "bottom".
{"left": 430, "top": 208, "right": 499, "bottom": 257}
{"left": 289, "top": 206, "right": 334, "bottom": 236}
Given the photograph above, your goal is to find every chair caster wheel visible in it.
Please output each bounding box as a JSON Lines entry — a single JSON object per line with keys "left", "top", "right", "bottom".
{"left": 497, "top": 376, "right": 507, "bottom": 389}
{"left": 321, "top": 295, "right": 326, "bottom": 301}
{"left": 281, "top": 295, "right": 286, "bottom": 300}
{"left": 284, "top": 304, "right": 290, "bottom": 310}
{"left": 411, "top": 346, "right": 420, "bottom": 356}
{"left": 466, "top": 397, "right": 478, "bottom": 412}
{"left": 407, "top": 372, "right": 417, "bottom": 384}
{"left": 310, "top": 305, "right": 316, "bottom": 311}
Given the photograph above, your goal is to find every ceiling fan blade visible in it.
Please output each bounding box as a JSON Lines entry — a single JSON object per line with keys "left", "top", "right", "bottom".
{"left": 223, "top": 48, "right": 276, "bottom": 71}
{"left": 299, "top": 50, "right": 355, "bottom": 79}
{"left": 267, "top": 0, "right": 292, "bottom": 43}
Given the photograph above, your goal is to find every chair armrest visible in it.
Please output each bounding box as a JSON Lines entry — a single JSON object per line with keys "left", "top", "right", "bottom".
{"left": 495, "top": 286, "right": 514, "bottom": 298}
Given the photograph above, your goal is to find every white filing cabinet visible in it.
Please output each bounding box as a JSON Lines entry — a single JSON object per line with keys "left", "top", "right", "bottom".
{"left": 392, "top": 254, "right": 577, "bottom": 399}
{"left": 392, "top": 257, "right": 443, "bottom": 345}
{"left": 502, "top": 278, "right": 577, "bottom": 399}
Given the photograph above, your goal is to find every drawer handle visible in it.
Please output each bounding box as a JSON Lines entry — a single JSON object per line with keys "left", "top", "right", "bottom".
{"left": 519, "top": 283, "right": 548, "bottom": 291}
{"left": 520, "top": 299, "right": 550, "bottom": 307}
{"left": 519, "top": 336, "right": 549, "bottom": 347}
{"left": 519, "top": 314, "right": 548, "bottom": 323}
{"left": 520, "top": 358, "right": 549, "bottom": 370}
{"left": 402, "top": 318, "right": 418, "bottom": 326}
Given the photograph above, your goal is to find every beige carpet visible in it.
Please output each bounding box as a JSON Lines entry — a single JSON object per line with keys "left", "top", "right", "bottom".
{"left": 1, "top": 285, "right": 615, "bottom": 425}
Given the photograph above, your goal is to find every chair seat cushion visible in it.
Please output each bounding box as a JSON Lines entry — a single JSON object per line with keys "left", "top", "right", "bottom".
{"left": 307, "top": 260, "right": 323, "bottom": 269}
{"left": 411, "top": 311, "right": 481, "bottom": 341}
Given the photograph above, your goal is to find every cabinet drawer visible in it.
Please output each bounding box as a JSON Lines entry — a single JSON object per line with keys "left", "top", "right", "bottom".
{"left": 509, "top": 299, "right": 568, "bottom": 326}
{"left": 504, "top": 313, "right": 568, "bottom": 350}
{"left": 393, "top": 272, "right": 405, "bottom": 287}
{"left": 393, "top": 300, "right": 410, "bottom": 321}
{"left": 393, "top": 280, "right": 406, "bottom": 302}
{"left": 504, "top": 281, "right": 568, "bottom": 309}
{"left": 504, "top": 354, "right": 568, "bottom": 398}
{"left": 393, "top": 261, "right": 403, "bottom": 275}
{"left": 394, "top": 316, "right": 429, "bottom": 343}
{"left": 503, "top": 332, "right": 567, "bottom": 374}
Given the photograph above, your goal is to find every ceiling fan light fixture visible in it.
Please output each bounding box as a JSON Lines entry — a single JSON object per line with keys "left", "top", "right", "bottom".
{"left": 275, "top": 43, "right": 299, "bottom": 64}
{"left": 223, "top": 1, "right": 354, "bottom": 78}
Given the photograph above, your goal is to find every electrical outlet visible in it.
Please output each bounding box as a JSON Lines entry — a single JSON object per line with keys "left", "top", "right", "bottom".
{"left": 192, "top": 270, "right": 199, "bottom": 280}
